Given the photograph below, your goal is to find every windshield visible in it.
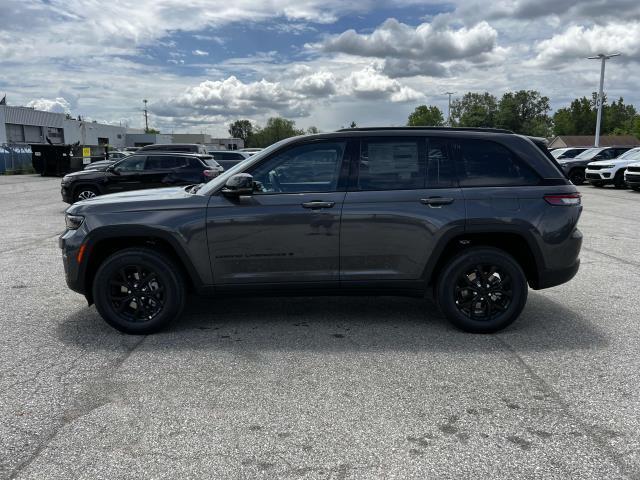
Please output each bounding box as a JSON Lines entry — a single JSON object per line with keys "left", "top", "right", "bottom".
{"left": 203, "top": 158, "right": 221, "bottom": 168}
{"left": 574, "top": 148, "right": 604, "bottom": 159}
{"left": 551, "top": 149, "right": 568, "bottom": 158}
{"left": 616, "top": 148, "right": 640, "bottom": 160}
{"left": 197, "top": 137, "right": 300, "bottom": 196}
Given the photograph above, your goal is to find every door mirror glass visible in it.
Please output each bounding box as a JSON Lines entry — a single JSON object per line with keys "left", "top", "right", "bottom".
{"left": 222, "top": 173, "right": 254, "bottom": 196}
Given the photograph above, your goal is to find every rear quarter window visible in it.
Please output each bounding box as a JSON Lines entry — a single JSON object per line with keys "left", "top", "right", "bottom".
{"left": 452, "top": 139, "right": 540, "bottom": 187}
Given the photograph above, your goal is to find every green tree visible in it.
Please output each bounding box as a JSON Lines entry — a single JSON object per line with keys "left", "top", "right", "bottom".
{"left": 145, "top": 128, "right": 160, "bottom": 134}
{"left": 349, "top": 121, "right": 357, "bottom": 128}
{"left": 306, "top": 126, "right": 320, "bottom": 134}
{"left": 451, "top": 92, "right": 498, "bottom": 128}
{"left": 407, "top": 105, "right": 444, "bottom": 126}
{"left": 552, "top": 97, "right": 595, "bottom": 135}
{"left": 496, "top": 90, "right": 551, "bottom": 136}
{"left": 248, "top": 117, "right": 305, "bottom": 148}
{"left": 605, "top": 97, "right": 637, "bottom": 135}
{"left": 228, "top": 119, "right": 254, "bottom": 144}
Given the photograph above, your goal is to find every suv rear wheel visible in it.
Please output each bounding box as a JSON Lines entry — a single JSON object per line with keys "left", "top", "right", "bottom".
{"left": 92, "top": 248, "right": 185, "bottom": 334}
{"left": 436, "top": 247, "right": 528, "bottom": 333}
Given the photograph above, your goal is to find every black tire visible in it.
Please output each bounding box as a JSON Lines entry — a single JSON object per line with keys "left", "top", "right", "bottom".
{"left": 632, "top": 186, "right": 640, "bottom": 192}
{"left": 436, "top": 247, "right": 528, "bottom": 333}
{"left": 92, "top": 248, "right": 185, "bottom": 334}
{"left": 613, "top": 171, "right": 626, "bottom": 189}
{"left": 73, "top": 185, "right": 99, "bottom": 202}
{"left": 568, "top": 169, "right": 585, "bottom": 185}
{"left": 591, "top": 181, "right": 605, "bottom": 188}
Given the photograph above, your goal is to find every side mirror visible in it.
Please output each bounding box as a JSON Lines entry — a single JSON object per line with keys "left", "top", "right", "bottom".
{"left": 106, "top": 165, "right": 119, "bottom": 174}
{"left": 222, "top": 173, "right": 254, "bottom": 197}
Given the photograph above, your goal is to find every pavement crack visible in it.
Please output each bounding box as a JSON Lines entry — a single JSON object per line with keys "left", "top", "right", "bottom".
{"left": 495, "top": 336, "right": 635, "bottom": 479}
{"left": 581, "top": 246, "right": 640, "bottom": 269}
{"left": 6, "top": 335, "right": 147, "bottom": 479}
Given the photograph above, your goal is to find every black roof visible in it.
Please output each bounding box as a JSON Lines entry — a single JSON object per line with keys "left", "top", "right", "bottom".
{"left": 335, "top": 126, "right": 514, "bottom": 134}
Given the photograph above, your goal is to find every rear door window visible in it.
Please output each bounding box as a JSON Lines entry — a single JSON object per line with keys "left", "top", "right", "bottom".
{"left": 357, "top": 138, "right": 424, "bottom": 190}
{"left": 452, "top": 139, "right": 540, "bottom": 187}
{"left": 426, "top": 138, "right": 455, "bottom": 188}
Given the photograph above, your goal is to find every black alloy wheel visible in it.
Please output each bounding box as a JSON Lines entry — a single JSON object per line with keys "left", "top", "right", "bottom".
{"left": 436, "top": 247, "right": 528, "bottom": 333}
{"left": 568, "top": 169, "right": 585, "bottom": 185}
{"left": 454, "top": 264, "right": 512, "bottom": 321}
{"left": 93, "top": 248, "right": 185, "bottom": 334}
{"left": 109, "top": 265, "right": 165, "bottom": 323}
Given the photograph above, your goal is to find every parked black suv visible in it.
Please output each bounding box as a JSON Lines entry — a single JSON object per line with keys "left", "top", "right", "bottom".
{"left": 61, "top": 153, "right": 223, "bottom": 203}
{"left": 60, "top": 128, "right": 582, "bottom": 334}
{"left": 138, "top": 143, "right": 209, "bottom": 154}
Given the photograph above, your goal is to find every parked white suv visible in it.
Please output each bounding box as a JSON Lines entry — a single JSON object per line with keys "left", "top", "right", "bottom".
{"left": 624, "top": 160, "right": 640, "bottom": 191}
{"left": 585, "top": 147, "right": 640, "bottom": 188}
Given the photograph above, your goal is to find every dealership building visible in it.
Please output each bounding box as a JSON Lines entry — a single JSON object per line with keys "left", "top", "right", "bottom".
{"left": 0, "top": 104, "right": 244, "bottom": 151}
{"left": 0, "top": 105, "right": 127, "bottom": 148}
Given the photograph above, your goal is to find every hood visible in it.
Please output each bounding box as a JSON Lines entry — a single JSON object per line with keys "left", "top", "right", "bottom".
{"left": 588, "top": 158, "right": 639, "bottom": 167}
{"left": 62, "top": 169, "right": 109, "bottom": 181}
{"left": 66, "top": 186, "right": 203, "bottom": 215}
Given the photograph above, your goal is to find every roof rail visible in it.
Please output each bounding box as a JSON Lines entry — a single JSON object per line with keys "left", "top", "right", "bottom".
{"left": 335, "top": 126, "right": 514, "bottom": 134}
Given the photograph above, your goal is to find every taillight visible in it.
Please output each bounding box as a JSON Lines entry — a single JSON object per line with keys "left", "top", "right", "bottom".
{"left": 544, "top": 193, "right": 581, "bottom": 206}
{"left": 203, "top": 169, "right": 219, "bottom": 178}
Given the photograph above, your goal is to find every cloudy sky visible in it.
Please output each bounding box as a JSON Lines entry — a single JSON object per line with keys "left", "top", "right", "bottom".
{"left": 1, "top": 0, "right": 639, "bottom": 135}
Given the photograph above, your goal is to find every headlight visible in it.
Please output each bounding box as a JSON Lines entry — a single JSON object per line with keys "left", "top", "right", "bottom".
{"left": 65, "top": 214, "right": 84, "bottom": 230}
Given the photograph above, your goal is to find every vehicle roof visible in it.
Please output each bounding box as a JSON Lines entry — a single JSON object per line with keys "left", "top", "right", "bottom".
{"left": 139, "top": 143, "right": 203, "bottom": 147}
{"left": 335, "top": 126, "right": 514, "bottom": 134}
{"left": 130, "top": 151, "right": 211, "bottom": 157}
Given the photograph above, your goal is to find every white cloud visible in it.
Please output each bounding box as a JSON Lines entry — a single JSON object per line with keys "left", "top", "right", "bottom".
{"left": 532, "top": 22, "right": 640, "bottom": 67}
{"left": 343, "top": 66, "right": 423, "bottom": 102}
{"left": 292, "top": 71, "right": 338, "bottom": 96}
{"left": 192, "top": 49, "right": 209, "bottom": 56}
{"left": 26, "top": 97, "right": 72, "bottom": 114}
{"left": 316, "top": 18, "right": 498, "bottom": 77}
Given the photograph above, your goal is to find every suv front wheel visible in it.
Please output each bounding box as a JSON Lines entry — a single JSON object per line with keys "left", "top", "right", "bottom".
{"left": 436, "top": 247, "right": 528, "bottom": 333}
{"left": 92, "top": 248, "right": 186, "bottom": 334}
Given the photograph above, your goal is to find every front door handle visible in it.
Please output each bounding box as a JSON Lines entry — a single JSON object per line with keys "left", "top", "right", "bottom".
{"left": 302, "top": 201, "right": 335, "bottom": 209}
{"left": 420, "top": 197, "right": 454, "bottom": 207}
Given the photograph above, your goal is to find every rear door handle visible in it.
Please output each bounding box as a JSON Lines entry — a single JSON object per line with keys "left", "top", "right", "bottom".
{"left": 420, "top": 197, "right": 454, "bottom": 207}
{"left": 302, "top": 201, "right": 335, "bottom": 209}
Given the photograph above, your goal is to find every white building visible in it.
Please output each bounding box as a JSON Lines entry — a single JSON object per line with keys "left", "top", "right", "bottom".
{"left": 0, "top": 105, "right": 127, "bottom": 148}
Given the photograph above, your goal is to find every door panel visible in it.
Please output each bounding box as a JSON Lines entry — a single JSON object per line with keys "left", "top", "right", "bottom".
{"left": 340, "top": 136, "right": 465, "bottom": 281}
{"left": 206, "top": 139, "right": 350, "bottom": 285}
{"left": 340, "top": 189, "right": 465, "bottom": 280}
{"left": 207, "top": 192, "right": 345, "bottom": 283}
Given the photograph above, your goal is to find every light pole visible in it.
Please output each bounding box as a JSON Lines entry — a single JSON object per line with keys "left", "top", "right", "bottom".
{"left": 143, "top": 99, "right": 149, "bottom": 133}
{"left": 587, "top": 53, "right": 620, "bottom": 147}
{"left": 443, "top": 92, "right": 455, "bottom": 126}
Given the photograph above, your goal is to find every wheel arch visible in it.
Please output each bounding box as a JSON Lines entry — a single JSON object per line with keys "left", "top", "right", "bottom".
{"left": 80, "top": 226, "right": 203, "bottom": 304}
{"left": 425, "top": 229, "right": 544, "bottom": 289}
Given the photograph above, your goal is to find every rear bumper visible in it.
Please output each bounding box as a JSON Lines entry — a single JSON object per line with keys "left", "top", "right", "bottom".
{"left": 535, "top": 259, "right": 580, "bottom": 289}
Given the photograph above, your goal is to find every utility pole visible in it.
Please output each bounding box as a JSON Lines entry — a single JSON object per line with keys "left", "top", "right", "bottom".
{"left": 143, "top": 99, "right": 149, "bottom": 133}
{"left": 587, "top": 53, "right": 620, "bottom": 147}
{"left": 443, "top": 92, "right": 455, "bottom": 126}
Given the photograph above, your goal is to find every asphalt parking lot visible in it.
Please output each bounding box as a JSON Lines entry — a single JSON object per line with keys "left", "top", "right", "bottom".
{"left": 1, "top": 175, "right": 639, "bottom": 479}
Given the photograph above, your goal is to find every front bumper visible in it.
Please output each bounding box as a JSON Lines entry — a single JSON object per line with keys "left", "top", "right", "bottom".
{"left": 61, "top": 184, "right": 73, "bottom": 203}
{"left": 59, "top": 228, "right": 87, "bottom": 294}
{"left": 625, "top": 172, "right": 640, "bottom": 186}
{"left": 585, "top": 170, "right": 613, "bottom": 183}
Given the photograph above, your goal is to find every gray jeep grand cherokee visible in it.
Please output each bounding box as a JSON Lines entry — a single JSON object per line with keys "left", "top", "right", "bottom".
{"left": 60, "top": 128, "right": 582, "bottom": 334}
